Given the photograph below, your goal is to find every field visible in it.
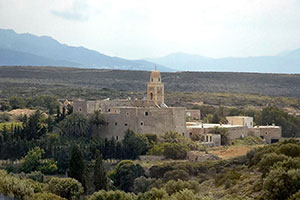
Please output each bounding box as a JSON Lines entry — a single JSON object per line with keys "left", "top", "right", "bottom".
{"left": 1, "top": 66, "right": 300, "bottom": 98}
{"left": 1, "top": 66, "right": 300, "bottom": 113}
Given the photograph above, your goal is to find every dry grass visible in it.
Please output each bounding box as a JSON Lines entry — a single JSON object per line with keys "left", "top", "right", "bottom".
{"left": 208, "top": 146, "right": 254, "bottom": 160}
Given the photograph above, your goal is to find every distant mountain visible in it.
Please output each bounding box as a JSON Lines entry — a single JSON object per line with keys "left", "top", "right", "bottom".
{"left": 146, "top": 50, "right": 300, "bottom": 73}
{"left": 0, "top": 29, "right": 173, "bottom": 72}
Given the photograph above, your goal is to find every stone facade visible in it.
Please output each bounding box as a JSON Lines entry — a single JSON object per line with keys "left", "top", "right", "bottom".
{"left": 249, "top": 126, "right": 282, "bottom": 144}
{"left": 226, "top": 116, "right": 253, "bottom": 128}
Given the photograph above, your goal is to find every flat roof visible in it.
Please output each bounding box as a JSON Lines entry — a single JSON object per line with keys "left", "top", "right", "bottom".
{"left": 186, "top": 123, "right": 244, "bottom": 129}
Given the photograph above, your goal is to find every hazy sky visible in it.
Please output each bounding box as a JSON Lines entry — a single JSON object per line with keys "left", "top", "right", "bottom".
{"left": 1, "top": 0, "right": 300, "bottom": 59}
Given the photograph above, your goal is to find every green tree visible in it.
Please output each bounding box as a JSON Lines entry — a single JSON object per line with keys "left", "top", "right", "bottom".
{"left": 9, "top": 96, "right": 25, "bottom": 109}
{"left": 68, "top": 145, "right": 87, "bottom": 191}
{"left": 110, "top": 160, "right": 145, "bottom": 192}
{"left": 21, "top": 147, "right": 44, "bottom": 173}
{"left": 60, "top": 113, "right": 89, "bottom": 137}
{"left": 94, "top": 150, "right": 107, "bottom": 191}
{"left": 89, "top": 110, "right": 107, "bottom": 128}
{"left": 122, "top": 130, "right": 150, "bottom": 159}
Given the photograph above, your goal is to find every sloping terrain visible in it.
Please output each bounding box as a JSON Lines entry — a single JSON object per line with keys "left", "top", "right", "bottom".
{"left": 1, "top": 66, "right": 300, "bottom": 99}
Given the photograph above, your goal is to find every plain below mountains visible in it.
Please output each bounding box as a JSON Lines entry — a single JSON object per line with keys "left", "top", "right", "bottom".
{"left": 0, "top": 29, "right": 172, "bottom": 72}
{"left": 145, "top": 50, "right": 300, "bottom": 73}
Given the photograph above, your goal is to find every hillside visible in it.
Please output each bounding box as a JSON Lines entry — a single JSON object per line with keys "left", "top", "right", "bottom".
{"left": 0, "top": 29, "right": 173, "bottom": 72}
{"left": 1, "top": 66, "right": 300, "bottom": 99}
{"left": 146, "top": 51, "right": 300, "bottom": 73}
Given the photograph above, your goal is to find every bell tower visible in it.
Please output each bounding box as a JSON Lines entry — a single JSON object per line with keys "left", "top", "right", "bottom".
{"left": 147, "top": 69, "right": 164, "bottom": 106}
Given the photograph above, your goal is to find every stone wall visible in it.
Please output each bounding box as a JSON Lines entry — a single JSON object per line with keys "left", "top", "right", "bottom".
{"left": 249, "top": 126, "right": 281, "bottom": 144}
{"left": 226, "top": 116, "right": 253, "bottom": 128}
{"left": 92, "top": 107, "right": 186, "bottom": 140}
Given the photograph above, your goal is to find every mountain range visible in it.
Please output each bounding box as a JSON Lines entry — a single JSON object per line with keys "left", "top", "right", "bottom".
{"left": 0, "top": 28, "right": 300, "bottom": 73}
{"left": 0, "top": 29, "right": 173, "bottom": 72}
{"left": 145, "top": 50, "right": 300, "bottom": 73}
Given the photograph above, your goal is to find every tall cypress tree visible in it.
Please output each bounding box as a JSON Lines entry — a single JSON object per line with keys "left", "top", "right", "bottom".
{"left": 94, "top": 150, "right": 107, "bottom": 191}
{"left": 69, "top": 145, "right": 86, "bottom": 191}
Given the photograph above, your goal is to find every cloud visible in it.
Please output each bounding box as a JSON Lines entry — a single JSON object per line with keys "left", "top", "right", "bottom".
{"left": 51, "top": 0, "right": 89, "bottom": 21}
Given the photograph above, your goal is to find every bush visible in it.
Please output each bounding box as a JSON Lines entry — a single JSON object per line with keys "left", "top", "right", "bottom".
{"left": 0, "top": 112, "right": 11, "bottom": 122}
{"left": 257, "top": 153, "right": 289, "bottom": 176}
{"left": 88, "top": 190, "right": 137, "bottom": 200}
{"left": 163, "top": 143, "right": 188, "bottom": 160}
{"left": 29, "top": 192, "right": 66, "bottom": 200}
{"left": 163, "top": 169, "right": 189, "bottom": 182}
{"left": 48, "top": 177, "right": 84, "bottom": 200}
{"left": 215, "top": 169, "right": 241, "bottom": 187}
{"left": 133, "top": 176, "right": 158, "bottom": 193}
{"left": 164, "top": 180, "right": 200, "bottom": 195}
{"left": 137, "top": 188, "right": 168, "bottom": 200}
{"left": 21, "top": 147, "right": 44, "bottom": 173}
{"left": 277, "top": 143, "right": 300, "bottom": 157}
{"left": 27, "top": 171, "right": 44, "bottom": 182}
{"left": 169, "top": 189, "right": 201, "bottom": 200}
{"left": 39, "top": 160, "right": 58, "bottom": 175}
{"left": 263, "top": 168, "right": 300, "bottom": 200}
{"left": 0, "top": 170, "right": 34, "bottom": 200}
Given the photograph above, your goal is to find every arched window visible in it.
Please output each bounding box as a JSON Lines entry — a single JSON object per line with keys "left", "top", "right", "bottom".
{"left": 150, "top": 93, "right": 153, "bottom": 100}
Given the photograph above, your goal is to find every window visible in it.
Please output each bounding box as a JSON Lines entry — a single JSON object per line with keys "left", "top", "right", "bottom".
{"left": 158, "top": 78, "right": 160, "bottom": 82}
{"left": 140, "top": 121, "right": 144, "bottom": 126}
{"left": 124, "top": 123, "right": 128, "bottom": 126}
{"left": 126, "top": 112, "right": 129, "bottom": 116}
{"left": 115, "top": 122, "right": 118, "bottom": 126}
{"left": 116, "top": 136, "right": 119, "bottom": 140}
{"left": 108, "top": 108, "right": 111, "bottom": 112}
{"left": 151, "top": 78, "right": 153, "bottom": 82}
{"left": 79, "top": 108, "right": 82, "bottom": 112}
{"left": 145, "top": 111, "right": 149, "bottom": 116}
{"left": 182, "top": 132, "right": 185, "bottom": 136}
{"left": 189, "top": 132, "right": 192, "bottom": 137}
{"left": 210, "top": 136, "right": 212, "bottom": 142}
{"left": 150, "top": 93, "right": 153, "bottom": 100}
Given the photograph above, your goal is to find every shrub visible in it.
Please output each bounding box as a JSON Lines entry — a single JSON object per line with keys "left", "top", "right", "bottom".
{"left": 133, "top": 176, "right": 158, "bottom": 193}
{"left": 164, "top": 180, "right": 200, "bottom": 195}
{"left": 137, "top": 188, "right": 168, "bottom": 200}
{"left": 215, "top": 169, "right": 241, "bottom": 187}
{"left": 257, "top": 153, "right": 289, "bottom": 176}
{"left": 273, "top": 157, "right": 300, "bottom": 171}
{"left": 0, "top": 170, "right": 34, "bottom": 200}
{"left": 39, "top": 160, "right": 58, "bottom": 175}
{"left": 277, "top": 143, "right": 300, "bottom": 157}
{"left": 263, "top": 168, "right": 300, "bottom": 200}
{"left": 88, "top": 190, "right": 137, "bottom": 200}
{"left": 21, "top": 147, "right": 44, "bottom": 173}
{"left": 163, "top": 169, "right": 189, "bottom": 182}
{"left": 169, "top": 189, "right": 200, "bottom": 200}
{"left": 48, "top": 177, "right": 84, "bottom": 200}
{"left": 163, "top": 143, "right": 188, "bottom": 160}
{"left": 29, "top": 192, "right": 66, "bottom": 200}
{"left": 27, "top": 171, "right": 44, "bottom": 182}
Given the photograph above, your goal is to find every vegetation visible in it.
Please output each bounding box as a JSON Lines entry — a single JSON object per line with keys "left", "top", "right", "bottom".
{"left": 1, "top": 68, "right": 300, "bottom": 199}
